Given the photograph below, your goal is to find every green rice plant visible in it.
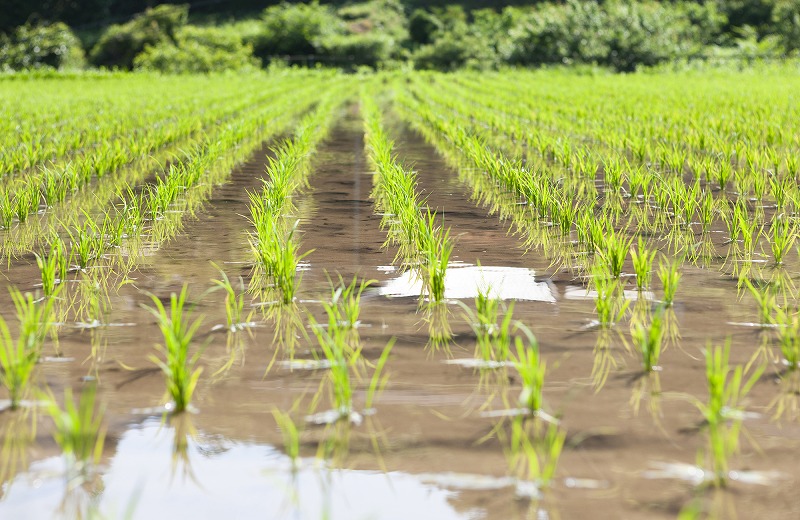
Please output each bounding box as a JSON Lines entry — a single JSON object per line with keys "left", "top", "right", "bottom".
{"left": 770, "top": 215, "right": 796, "bottom": 265}
{"left": 145, "top": 285, "right": 204, "bottom": 413}
{"left": 40, "top": 165, "right": 69, "bottom": 206}
{"left": 43, "top": 384, "right": 106, "bottom": 469}
{"left": 698, "top": 191, "right": 715, "bottom": 234}
{"left": 630, "top": 237, "right": 657, "bottom": 290}
{"left": 250, "top": 219, "right": 310, "bottom": 306}
{"left": 774, "top": 307, "right": 800, "bottom": 369}
{"left": 0, "top": 188, "right": 14, "bottom": 229}
{"left": 323, "top": 276, "right": 373, "bottom": 333}
{"left": 461, "top": 287, "right": 515, "bottom": 362}
{"left": 35, "top": 250, "right": 58, "bottom": 297}
{"left": 631, "top": 305, "right": 665, "bottom": 372}
{"left": 593, "top": 265, "right": 631, "bottom": 327}
{"left": 657, "top": 257, "right": 681, "bottom": 306}
{"left": 742, "top": 278, "right": 778, "bottom": 328}
{"left": 596, "top": 230, "right": 632, "bottom": 278}
{"left": 211, "top": 266, "right": 250, "bottom": 331}
{"left": 311, "top": 317, "right": 360, "bottom": 422}
{"left": 695, "top": 341, "right": 763, "bottom": 486}
{"left": 0, "top": 315, "right": 39, "bottom": 410}
{"left": 770, "top": 175, "right": 792, "bottom": 211}
{"left": 13, "top": 185, "right": 39, "bottom": 223}
{"left": 512, "top": 326, "right": 545, "bottom": 415}
{"left": 418, "top": 211, "right": 453, "bottom": 303}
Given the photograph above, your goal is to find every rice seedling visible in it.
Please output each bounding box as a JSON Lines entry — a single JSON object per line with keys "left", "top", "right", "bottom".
{"left": 631, "top": 305, "right": 665, "bottom": 372}
{"left": 630, "top": 237, "right": 657, "bottom": 290}
{"left": 211, "top": 266, "right": 251, "bottom": 332}
{"left": 35, "top": 250, "right": 58, "bottom": 298}
{"left": 774, "top": 307, "right": 800, "bottom": 370}
{"left": 250, "top": 219, "right": 310, "bottom": 306}
{"left": 596, "top": 230, "right": 632, "bottom": 278}
{"left": 145, "top": 285, "right": 204, "bottom": 413}
{"left": 657, "top": 257, "right": 681, "bottom": 306}
{"left": 770, "top": 215, "right": 796, "bottom": 265}
{"left": 459, "top": 287, "right": 515, "bottom": 363}
{"left": 418, "top": 211, "right": 453, "bottom": 303}
{"left": 309, "top": 317, "right": 361, "bottom": 424}
{"left": 43, "top": 383, "right": 106, "bottom": 470}
{"left": 694, "top": 341, "right": 763, "bottom": 487}
{"left": 742, "top": 278, "right": 778, "bottom": 328}
{"left": 0, "top": 314, "right": 39, "bottom": 411}
{"left": 323, "top": 275, "right": 373, "bottom": 333}
{"left": 593, "top": 265, "right": 631, "bottom": 327}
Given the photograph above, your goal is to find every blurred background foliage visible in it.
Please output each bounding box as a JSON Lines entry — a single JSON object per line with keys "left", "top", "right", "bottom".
{"left": 2, "top": 0, "right": 800, "bottom": 73}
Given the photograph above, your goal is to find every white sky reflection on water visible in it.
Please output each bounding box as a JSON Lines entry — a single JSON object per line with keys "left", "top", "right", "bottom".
{"left": 0, "top": 419, "right": 479, "bottom": 520}
{"left": 377, "top": 263, "right": 555, "bottom": 302}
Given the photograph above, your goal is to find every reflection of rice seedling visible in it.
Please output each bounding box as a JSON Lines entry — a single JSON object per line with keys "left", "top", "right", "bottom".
{"left": 272, "top": 408, "right": 301, "bottom": 471}
{"left": 630, "top": 237, "right": 657, "bottom": 290}
{"left": 694, "top": 341, "right": 763, "bottom": 487}
{"left": 631, "top": 305, "right": 665, "bottom": 372}
{"left": 44, "top": 384, "right": 106, "bottom": 469}
{"left": 506, "top": 416, "right": 565, "bottom": 490}
{"left": 145, "top": 285, "right": 204, "bottom": 413}
{"left": 513, "top": 326, "right": 545, "bottom": 415}
{"left": 657, "top": 257, "right": 681, "bottom": 306}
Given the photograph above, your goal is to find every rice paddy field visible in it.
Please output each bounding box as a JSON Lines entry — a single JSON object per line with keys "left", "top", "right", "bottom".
{"left": 1, "top": 67, "right": 800, "bottom": 519}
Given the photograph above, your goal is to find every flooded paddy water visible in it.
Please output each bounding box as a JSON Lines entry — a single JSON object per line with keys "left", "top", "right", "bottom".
{"left": 2, "top": 98, "right": 800, "bottom": 520}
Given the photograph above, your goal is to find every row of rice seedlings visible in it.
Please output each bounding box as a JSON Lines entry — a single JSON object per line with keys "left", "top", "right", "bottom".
{"left": 0, "top": 74, "right": 330, "bottom": 260}
{"left": 0, "top": 88, "right": 260, "bottom": 226}
{"left": 0, "top": 74, "right": 254, "bottom": 176}
{"left": 408, "top": 73, "right": 800, "bottom": 279}
{"left": 248, "top": 90, "right": 346, "bottom": 306}
{"left": 361, "top": 91, "right": 453, "bottom": 303}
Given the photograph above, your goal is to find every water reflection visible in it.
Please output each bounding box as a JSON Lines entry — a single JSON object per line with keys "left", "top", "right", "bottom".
{"left": 379, "top": 263, "right": 555, "bottom": 302}
{"left": 0, "top": 419, "right": 489, "bottom": 520}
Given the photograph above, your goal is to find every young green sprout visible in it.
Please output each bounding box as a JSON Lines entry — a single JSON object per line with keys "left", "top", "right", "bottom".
{"left": 146, "top": 285, "right": 204, "bottom": 413}
{"left": 696, "top": 341, "right": 763, "bottom": 486}
{"left": 513, "top": 326, "right": 545, "bottom": 416}
{"left": 631, "top": 305, "right": 665, "bottom": 372}
{"left": 630, "top": 237, "right": 657, "bottom": 290}
{"left": 657, "top": 257, "right": 681, "bottom": 306}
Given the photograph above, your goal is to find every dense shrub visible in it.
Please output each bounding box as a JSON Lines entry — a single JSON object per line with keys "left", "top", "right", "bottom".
{"left": 90, "top": 4, "right": 188, "bottom": 69}
{"left": 246, "top": 2, "right": 341, "bottom": 65}
{"left": 134, "top": 26, "right": 259, "bottom": 73}
{"left": 0, "top": 22, "right": 85, "bottom": 70}
{"left": 320, "top": 33, "right": 394, "bottom": 69}
{"left": 413, "top": 27, "right": 498, "bottom": 71}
